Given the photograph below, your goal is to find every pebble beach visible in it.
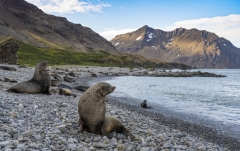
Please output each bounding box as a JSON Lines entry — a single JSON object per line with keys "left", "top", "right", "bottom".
{"left": 0, "top": 64, "right": 238, "bottom": 151}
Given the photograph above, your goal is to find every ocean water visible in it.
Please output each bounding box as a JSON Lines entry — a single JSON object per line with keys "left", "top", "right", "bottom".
{"left": 101, "top": 69, "right": 240, "bottom": 136}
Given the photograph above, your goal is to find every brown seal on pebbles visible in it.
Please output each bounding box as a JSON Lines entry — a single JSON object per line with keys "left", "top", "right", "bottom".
{"left": 51, "top": 79, "right": 62, "bottom": 86}
{"left": 51, "top": 73, "right": 63, "bottom": 81}
{"left": 101, "top": 115, "right": 134, "bottom": 139}
{"left": 7, "top": 61, "right": 51, "bottom": 94}
{"left": 0, "top": 66, "right": 17, "bottom": 71}
{"left": 78, "top": 82, "right": 116, "bottom": 135}
{"left": 50, "top": 87, "right": 76, "bottom": 97}
{"left": 74, "top": 85, "right": 89, "bottom": 92}
{"left": 63, "top": 75, "right": 75, "bottom": 83}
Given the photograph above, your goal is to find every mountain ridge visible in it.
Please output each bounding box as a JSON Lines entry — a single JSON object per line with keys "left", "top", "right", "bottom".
{"left": 111, "top": 25, "right": 240, "bottom": 68}
{"left": 0, "top": 0, "right": 118, "bottom": 53}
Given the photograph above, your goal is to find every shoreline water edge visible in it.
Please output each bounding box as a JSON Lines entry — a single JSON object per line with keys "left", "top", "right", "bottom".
{"left": 0, "top": 64, "right": 239, "bottom": 151}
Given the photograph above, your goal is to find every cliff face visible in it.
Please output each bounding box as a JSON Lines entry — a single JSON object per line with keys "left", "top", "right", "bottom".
{"left": 0, "top": 37, "right": 18, "bottom": 64}
{"left": 111, "top": 25, "right": 240, "bottom": 68}
{"left": 0, "top": 0, "right": 118, "bottom": 53}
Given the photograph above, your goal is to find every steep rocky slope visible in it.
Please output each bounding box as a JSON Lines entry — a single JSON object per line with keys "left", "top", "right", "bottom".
{"left": 0, "top": 0, "right": 118, "bottom": 53}
{"left": 111, "top": 25, "right": 240, "bottom": 68}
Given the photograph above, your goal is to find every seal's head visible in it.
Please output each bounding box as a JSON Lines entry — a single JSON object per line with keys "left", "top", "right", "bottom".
{"left": 32, "top": 61, "right": 48, "bottom": 81}
{"left": 38, "top": 61, "right": 48, "bottom": 75}
{"left": 96, "top": 82, "right": 116, "bottom": 97}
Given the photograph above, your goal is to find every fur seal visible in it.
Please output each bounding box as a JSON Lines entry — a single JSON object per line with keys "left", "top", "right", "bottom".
{"left": 0, "top": 66, "right": 17, "bottom": 71}
{"left": 74, "top": 85, "right": 89, "bottom": 92}
{"left": 7, "top": 61, "right": 51, "bottom": 94}
{"left": 78, "top": 82, "right": 115, "bottom": 136}
{"left": 50, "top": 87, "right": 76, "bottom": 97}
{"left": 51, "top": 73, "right": 63, "bottom": 81}
{"left": 141, "top": 100, "right": 152, "bottom": 108}
{"left": 1, "top": 77, "right": 17, "bottom": 83}
{"left": 58, "top": 83, "right": 73, "bottom": 90}
{"left": 101, "top": 115, "right": 134, "bottom": 139}
{"left": 51, "top": 79, "right": 62, "bottom": 86}
{"left": 63, "top": 75, "right": 75, "bottom": 83}
{"left": 68, "top": 71, "right": 76, "bottom": 77}
{"left": 89, "top": 72, "right": 97, "bottom": 77}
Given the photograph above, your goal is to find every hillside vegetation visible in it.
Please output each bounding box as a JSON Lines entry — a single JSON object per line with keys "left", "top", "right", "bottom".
{"left": 17, "top": 41, "right": 190, "bottom": 69}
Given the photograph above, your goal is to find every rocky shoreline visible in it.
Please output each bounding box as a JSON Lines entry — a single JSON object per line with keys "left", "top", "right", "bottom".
{"left": 0, "top": 64, "right": 237, "bottom": 151}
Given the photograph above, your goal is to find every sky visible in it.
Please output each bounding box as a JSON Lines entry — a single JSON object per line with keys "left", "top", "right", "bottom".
{"left": 25, "top": 0, "right": 240, "bottom": 47}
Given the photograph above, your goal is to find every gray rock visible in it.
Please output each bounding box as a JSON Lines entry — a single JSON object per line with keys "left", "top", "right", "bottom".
{"left": 140, "top": 147, "right": 150, "bottom": 151}
{"left": 142, "top": 142, "right": 149, "bottom": 147}
{"left": 53, "top": 129, "right": 61, "bottom": 134}
{"left": 93, "top": 142, "right": 109, "bottom": 148}
{"left": 3, "top": 133, "right": 12, "bottom": 137}
{"left": 4, "top": 148, "right": 13, "bottom": 151}
{"left": 117, "top": 144, "right": 126, "bottom": 150}
{"left": 174, "top": 133, "right": 187, "bottom": 138}
{"left": 94, "top": 136, "right": 102, "bottom": 142}
{"left": 29, "top": 143, "right": 39, "bottom": 149}
{"left": 17, "top": 144, "right": 25, "bottom": 150}
{"left": 7, "top": 130, "right": 18, "bottom": 137}
{"left": 51, "top": 144, "right": 65, "bottom": 151}
{"left": 56, "top": 125, "right": 66, "bottom": 132}
{"left": 125, "top": 145, "right": 133, "bottom": 151}
{"left": 198, "top": 145, "right": 207, "bottom": 151}
{"left": 89, "top": 146, "right": 95, "bottom": 151}
{"left": 136, "top": 145, "right": 141, "bottom": 151}
{"left": 21, "top": 130, "right": 33, "bottom": 137}
{"left": 68, "top": 129, "right": 78, "bottom": 135}
{"left": 85, "top": 137, "right": 93, "bottom": 143}
{"left": 0, "top": 118, "right": 9, "bottom": 123}
{"left": 0, "top": 136, "right": 4, "bottom": 141}
{"left": 0, "top": 141, "right": 12, "bottom": 147}
{"left": 68, "top": 143, "right": 77, "bottom": 150}
{"left": 34, "top": 134, "right": 41, "bottom": 140}
{"left": 18, "top": 104, "right": 24, "bottom": 109}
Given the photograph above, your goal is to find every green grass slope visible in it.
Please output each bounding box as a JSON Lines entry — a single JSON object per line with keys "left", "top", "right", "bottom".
{"left": 17, "top": 41, "right": 191, "bottom": 69}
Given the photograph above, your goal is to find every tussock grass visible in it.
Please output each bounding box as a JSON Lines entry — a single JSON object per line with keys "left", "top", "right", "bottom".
{"left": 17, "top": 41, "right": 189, "bottom": 69}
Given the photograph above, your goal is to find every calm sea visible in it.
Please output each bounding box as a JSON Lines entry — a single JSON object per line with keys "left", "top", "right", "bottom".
{"left": 100, "top": 69, "right": 240, "bottom": 138}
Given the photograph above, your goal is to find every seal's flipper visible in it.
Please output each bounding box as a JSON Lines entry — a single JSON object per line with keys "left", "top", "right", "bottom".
{"left": 122, "top": 127, "right": 134, "bottom": 139}
{"left": 101, "top": 126, "right": 114, "bottom": 139}
{"left": 79, "top": 117, "right": 84, "bottom": 133}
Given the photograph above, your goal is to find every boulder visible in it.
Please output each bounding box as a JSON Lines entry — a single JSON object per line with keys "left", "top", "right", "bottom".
{"left": 0, "top": 37, "right": 18, "bottom": 64}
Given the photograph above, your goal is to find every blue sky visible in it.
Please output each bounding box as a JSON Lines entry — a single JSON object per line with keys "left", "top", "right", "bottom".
{"left": 26, "top": 0, "right": 240, "bottom": 47}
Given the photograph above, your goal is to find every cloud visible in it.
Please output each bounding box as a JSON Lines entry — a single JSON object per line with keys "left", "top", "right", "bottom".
{"left": 25, "top": 0, "right": 111, "bottom": 14}
{"left": 99, "top": 28, "right": 136, "bottom": 40}
{"left": 161, "top": 14, "right": 240, "bottom": 48}
{"left": 119, "top": 6, "right": 125, "bottom": 10}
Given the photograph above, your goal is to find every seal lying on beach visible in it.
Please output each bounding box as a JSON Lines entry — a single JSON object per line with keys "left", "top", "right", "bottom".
{"left": 0, "top": 66, "right": 17, "bottom": 71}
{"left": 51, "top": 73, "right": 63, "bottom": 81}
{"left": 7, "top": 61, "right": 51, "bottom": 94}
{"left": 101, "top": 115, "right": 134, "bottom": 139}
{"left": 78, "top": 82, "right": 116, "bottom": 136}
{"left": 63, "top": 75, "right": 75, "bottom": 83}
{"left": 50, "top": 87, "right": 76, "bottom": 97}
{"left": 1, "top": 77, "right": 17, "bottom": 83}
{"left": 51, "top": 79, "right": 62, "bottom": 86}
{"left": 58, "top": 83, "right": 73, "bottom": 90}
{"left": 74, "top": 85, "right": 89, "bottom": 92}
{"left": 141, "top": 100, "right": 152, "bottom": 108}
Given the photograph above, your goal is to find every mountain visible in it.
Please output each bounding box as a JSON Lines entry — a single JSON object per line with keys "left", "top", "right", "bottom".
{"left": 0, "top": 0, "right": 118, "bottom": 53}
{"left": 111, "top": 25, "right": 240, "bottom": 68}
